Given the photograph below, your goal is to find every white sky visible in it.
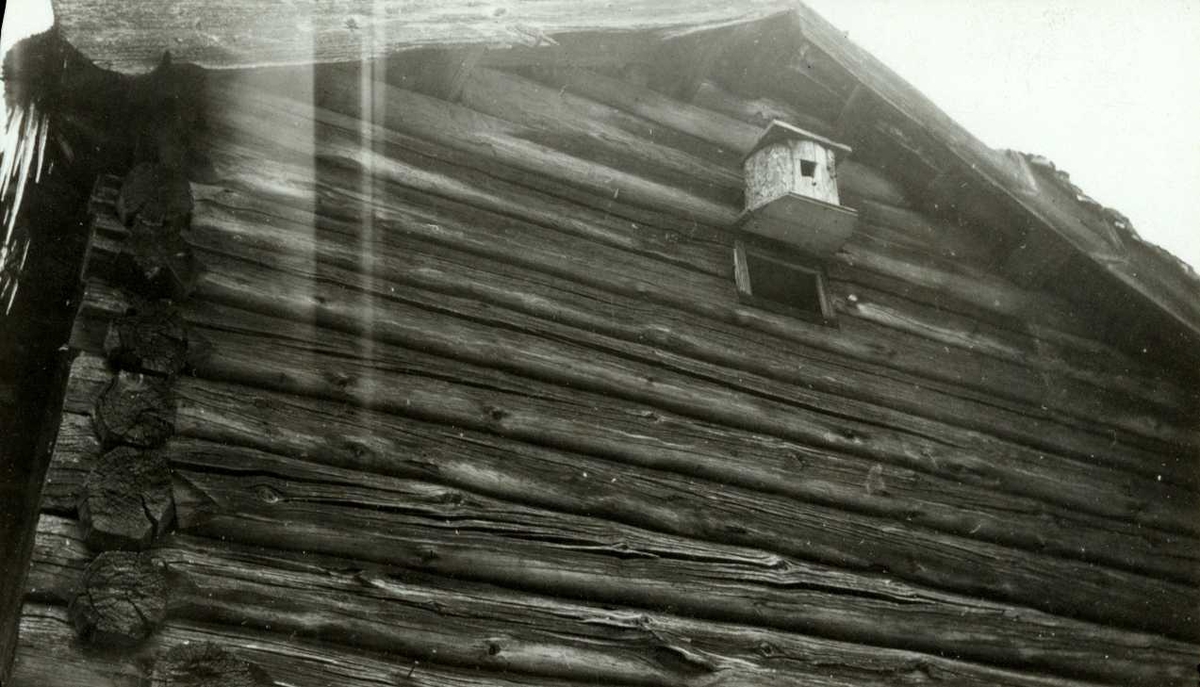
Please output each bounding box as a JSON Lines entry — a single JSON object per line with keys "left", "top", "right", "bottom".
{"left": 803, "top": 0, "right": 1200, "bottom": 271}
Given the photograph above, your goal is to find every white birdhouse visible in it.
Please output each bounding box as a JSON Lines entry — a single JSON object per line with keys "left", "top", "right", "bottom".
{"left": 739, "top": 121, "right": 857, "bottom": 257}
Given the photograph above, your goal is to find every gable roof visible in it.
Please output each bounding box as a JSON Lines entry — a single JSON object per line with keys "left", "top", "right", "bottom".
{"left": 46, "top": 0, "right": 1200, "bottom": 372}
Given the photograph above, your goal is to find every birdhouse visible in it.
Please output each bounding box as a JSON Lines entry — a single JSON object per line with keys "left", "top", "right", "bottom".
{"left": 738, "top": 121, "right": 858, "bottom": 257}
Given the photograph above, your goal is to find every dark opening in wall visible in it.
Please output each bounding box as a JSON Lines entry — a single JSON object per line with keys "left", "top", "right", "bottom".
{"left": 733, "top": 239, "right": 835, "bottom": 325}
{"left": 799, "top": 159, "right": 817, "bottom": 178}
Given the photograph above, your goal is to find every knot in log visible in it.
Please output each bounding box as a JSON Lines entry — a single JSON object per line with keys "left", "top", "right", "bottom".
{"left": 68, "top": 550, "right": 168, "bottom": 647}
{"left": 78, "top": 446, "right": 175, "bottom": 551}
{"left": 149, "top": 642, "right": 273, "bottom": 687}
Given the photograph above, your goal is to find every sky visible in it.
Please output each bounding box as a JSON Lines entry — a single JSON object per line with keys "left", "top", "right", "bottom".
{"left": 803, "top": 0, "right": 1200, "bottom": 271}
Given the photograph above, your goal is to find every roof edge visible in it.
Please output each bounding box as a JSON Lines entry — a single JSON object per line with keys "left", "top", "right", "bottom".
{"left": 786, "top": 2, "right": 1200, "bottom": 367}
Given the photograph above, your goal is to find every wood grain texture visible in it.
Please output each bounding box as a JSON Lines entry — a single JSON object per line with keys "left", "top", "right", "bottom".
{"left": 179, "top": 142, "right": 1200, "bottom": 484}
{"left": 27, "top": 517, "right": 1192, "bottom": 685}
{"left": 73, "top": 210, "right": 1200, "bottom": 535}
{"left": 197, "top": 69, "right": 1200, "bottom": 437}
{"left": 55, "top": 290, "right": 1200, "bottom": 645}
{"left": 12, "top": 603, "right": 606, "bottom": 687}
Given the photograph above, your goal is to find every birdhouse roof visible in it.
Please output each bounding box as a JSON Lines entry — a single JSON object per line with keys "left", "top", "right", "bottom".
{"left": 746, "top": 120, "right": 852, "bottom": 161}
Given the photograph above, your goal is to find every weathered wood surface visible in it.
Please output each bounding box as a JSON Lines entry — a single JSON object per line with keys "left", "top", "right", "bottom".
{"left": 691, "top": 78, "right": 839, "bottom": 141}
{"left": 228, "top": 188, "right": 1200, "bottom": 469}
{"left": 56, "top": 294, "right": 1200, "bottom": 645}
{"left": 12, "top": 603, "right": 601, "bottom": 687}
{"left": 201, "top": 70, "right": 1199, "bottom": 433}
{"left": 26, "top": 516, "right": 1193, "bottom": 685}
{"left": 180, "top": 153, "right": 1200, "bottom": 488}
{"left": 456, "top": 67, "right": 743, "bottom": 197}
{"left": 49, "top": 347, "right": 1200, "bottom": 597}
{"left": 71, "top": 204, "right": 1200, "bottom": 535}
{"left": 229, "top": 67, "right": 738, "bottom": 225}
{"left": 526, "top": 66, "right": 760, "bottom": 156}
{"left": 51, "top": 0, "right": 793, "bottom": 74}
{"left": 67, "top": 551, "right": 168, "bottom": 647}
{"left": 185, "top": 144, "right": 1200, "bottom": 478}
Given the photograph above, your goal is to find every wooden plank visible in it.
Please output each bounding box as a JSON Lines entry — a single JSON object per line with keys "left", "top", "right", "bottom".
{"left": 51, "top": 0, "right": 794, "bottom": 74}
{"left": 27, "top": 514, "right": 1189, "bottom": 685}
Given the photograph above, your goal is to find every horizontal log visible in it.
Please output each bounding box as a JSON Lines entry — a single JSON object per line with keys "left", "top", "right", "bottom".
{"left": 456, "top": 66, "right": 742, "bottom": 199}
{"left": 220, "top": 69, "right": 738, "bottom": 225}
{"left": 28, "top": 516, "right": 1179, "bottom": 686}
{"left": 11, "top": 603, "right": 605, "bottom": 687}
{"left": 174, "top": 154, "right": 1200, "bottom": 495}
{"left": 525, "top": 66, "right": 918, "bottom": 215}
{"left": 188, "top": 148, "right": 1200, "bottom": 477}
{"left": 72, "top": 214, "right": 1200, "bottom": 542}
{"left": 526, "top": 66, "right": 759, "bottom": 155}
{"left": 196, "top": 74, "right": 1200, "bottom": 436}
{"left": 413, "top": 59, "right": 1194, "bottom": 407}
{"left": 852, "top": 199, "right": 999, "bottom": 261}
{"left": 58, "top": 286, "right": 1200, "bottom": 646}
{"left": 53, "top": 0, "right": 794, "bottom": 74}
{"left": 56, "top": 310, "right": 1200, "bottom": 593}
{"left": 830, "top": 278, "right": 1198, "bottom": 425}
{"left": 210, "top": 64, "right": 1102, "bottom": 367}
{"left": 204, "top": 75, "right": 731, "bottom": 275}
{"left": 691, "top": 78, "right": 840, "bottom": 139}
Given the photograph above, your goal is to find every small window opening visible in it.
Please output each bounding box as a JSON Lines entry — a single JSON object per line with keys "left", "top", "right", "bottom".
{"left": 799, "top": 159, "right": 817, "bottom": 178}
{"left": 734, "top": 239, "right": 834, "bottom": 325}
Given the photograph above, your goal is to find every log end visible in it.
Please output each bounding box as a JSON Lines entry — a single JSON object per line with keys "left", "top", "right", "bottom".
{"left": 78, "top": 447, "right": 175, "bottom": 551}
{"left": 103, "top": 301, "right": 189, "bottom": 377}
{"left": 68, "top": 551, "right": 168, "bottom": 648}
{"left": 92, "top": 370, "right": 176, "bottom": 449}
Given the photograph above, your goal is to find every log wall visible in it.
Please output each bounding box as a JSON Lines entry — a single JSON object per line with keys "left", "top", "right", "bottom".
{"left": 11, "top": 56, "right": 1200, "bottom": 686}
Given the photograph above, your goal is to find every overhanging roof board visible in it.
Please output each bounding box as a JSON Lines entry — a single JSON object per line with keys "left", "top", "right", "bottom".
{"left": 784, "top": 5, "right": 1200, "bottom": 367}
{"left": 50, "top": 0, "right": 795, "bottom": 74}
